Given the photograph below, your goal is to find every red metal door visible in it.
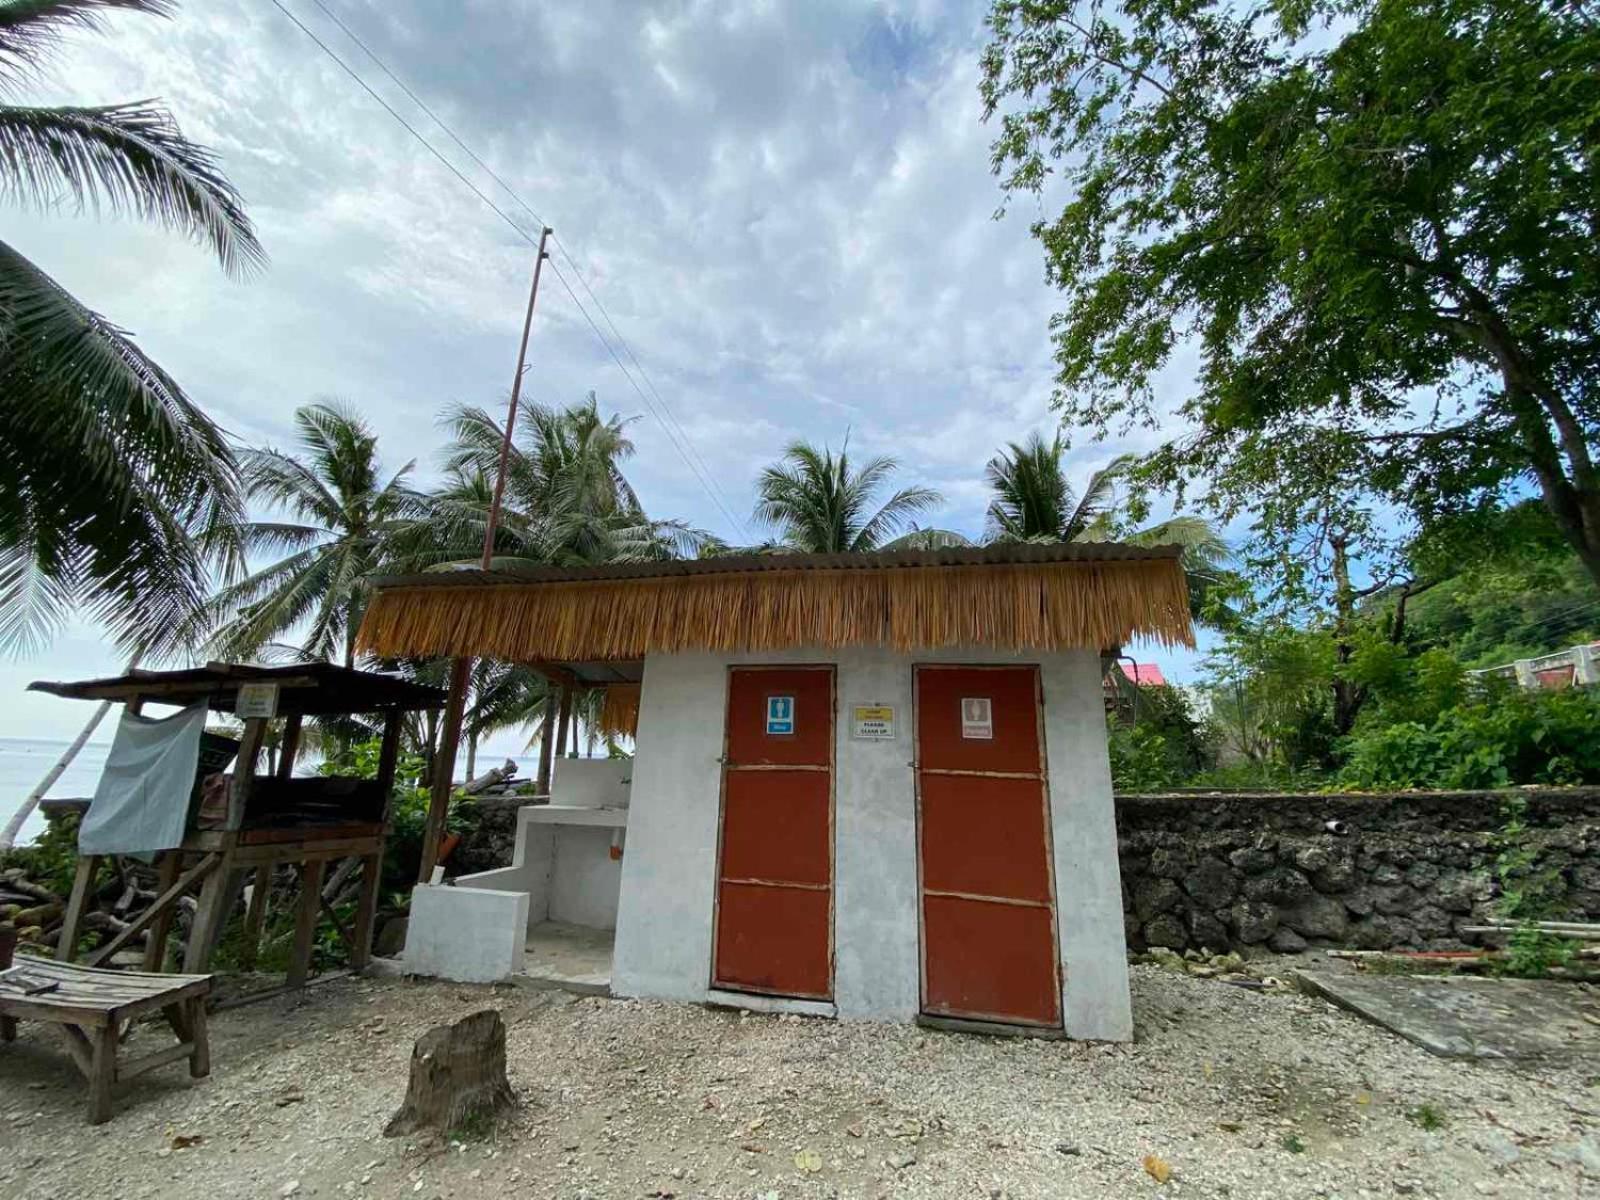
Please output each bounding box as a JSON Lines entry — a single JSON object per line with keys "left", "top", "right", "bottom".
{"left": 915, "top": 665, "right": 1060, "bottom": 1027}
{"left": 713, "top": 666, "right": 834, "bottom": 999}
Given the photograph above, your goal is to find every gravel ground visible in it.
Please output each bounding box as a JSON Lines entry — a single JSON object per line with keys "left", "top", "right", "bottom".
{"left": 2, "top": 965, "right": 1597, "bottom": 1200}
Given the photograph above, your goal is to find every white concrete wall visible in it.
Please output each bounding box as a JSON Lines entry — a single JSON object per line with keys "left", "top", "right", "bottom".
{"left": 552, "top": 757, "right": 632, "bottom": 808}
{"left": 548, "top": 826, "right": 624, "bottom": 928}
{"left": 610, "top": 645, "right": 1133, "bottom": 1039}
{"left": 1043, "top": 651, "right": 1135, "bottom": 1041}
{"left": 404, "top": 884, "right": 528, "bottom": 983}
{"left": 456, "top": 808, "right": 623, "bottom": 932}
{"left": 455, "top": 806, "right": 553, "bottom": 926}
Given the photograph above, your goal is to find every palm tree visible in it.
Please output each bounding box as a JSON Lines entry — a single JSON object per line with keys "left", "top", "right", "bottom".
{"left": 0, "top": 0, "right": 264, "bottom": 656}
{"left": 204, "top": 402, "right": 425, "bottom": 665}
{"left": 754, "top": 439, "right": 941, "bottom": 553}
{"left": 984, "top": 432, "right": 1234, "bottom": 619}
{"left": 415, "top": 392, "right": 710, "bottom": 567}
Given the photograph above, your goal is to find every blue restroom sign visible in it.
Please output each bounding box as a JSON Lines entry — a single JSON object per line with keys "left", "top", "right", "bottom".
{"left": 765, "top": 695, "right": 795, "bottom": 735}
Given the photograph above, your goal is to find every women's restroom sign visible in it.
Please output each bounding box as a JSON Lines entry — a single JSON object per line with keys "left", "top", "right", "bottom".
{"left": 765, "top": 695, "right": 795, "bottom": 735}
{"left": 960, "top": 696, "right": 993, "bottom": 739}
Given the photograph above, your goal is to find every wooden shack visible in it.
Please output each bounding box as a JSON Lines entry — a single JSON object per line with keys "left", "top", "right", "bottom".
{"left": 29, "top": 663, "right": 444, "bottom": 987}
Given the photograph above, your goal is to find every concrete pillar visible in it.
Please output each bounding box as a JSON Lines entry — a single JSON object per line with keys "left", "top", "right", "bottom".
{"left": 1513, "top": 658, "right": 1537, "bottom": 689}
{"left": 1574, "top": 643, "right": 1599, "bottom": 687}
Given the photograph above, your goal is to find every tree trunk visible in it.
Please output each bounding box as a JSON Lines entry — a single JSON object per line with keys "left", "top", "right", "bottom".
{"left": 535, "top": 693, "right": 558, "bottom": 795}
{"left": 384, "top": 1009, "right": 517, "bottom": 1138}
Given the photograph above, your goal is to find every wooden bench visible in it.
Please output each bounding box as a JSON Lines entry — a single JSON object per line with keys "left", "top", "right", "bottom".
{"left": 0, "top": 955, "right": 211, "bottom": 1124}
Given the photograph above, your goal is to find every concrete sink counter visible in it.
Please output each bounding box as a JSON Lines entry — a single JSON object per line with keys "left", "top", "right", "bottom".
{"left": 455, "top": 759, "right": 629, "bottom": 932}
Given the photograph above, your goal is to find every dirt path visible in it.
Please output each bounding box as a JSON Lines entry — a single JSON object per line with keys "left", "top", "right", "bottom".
{"left": 2, "top": 967, "right": 1596, "bottom": 1199}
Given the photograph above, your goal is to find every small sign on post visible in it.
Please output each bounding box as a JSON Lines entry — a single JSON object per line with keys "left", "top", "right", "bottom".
{"left": 960, "top": 697, "right": 993, "bottom": 740}
{"left": 851, "top": 704, "right": 896, "bottom": 740}
{"left": 235, "top": 682, "right": 280, "bottom": 720}
{"left": 765, "top": 695, "right": 795, "bottom": 736}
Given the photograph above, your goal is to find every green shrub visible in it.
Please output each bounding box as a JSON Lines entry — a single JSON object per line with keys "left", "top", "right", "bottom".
{"left": 319, "top": 738, "right": 478, "bottom": 892}
{"left": 1339, "top": 687, "right": 1600, "bottom": 789}
{"left": 0, "top": 809, "right": 82, "bottom": 895}
{"left": 1108, "top": 685, "right": 1219, "bottom": 791}
{"left": 1109, "top": 723, "right": 1183, "bottom": 791}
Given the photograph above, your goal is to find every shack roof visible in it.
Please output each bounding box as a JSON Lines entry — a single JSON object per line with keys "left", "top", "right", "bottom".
{"left": 356, "top": 541, "right": 1195, "bottom": 666}
{"left": 29, "top": 661, "right": 446, "bottom": 715}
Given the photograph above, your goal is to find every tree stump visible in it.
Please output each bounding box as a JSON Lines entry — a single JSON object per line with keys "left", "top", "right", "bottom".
{"left": 384, "top": 1009, "right": 517, "bottom": 1137}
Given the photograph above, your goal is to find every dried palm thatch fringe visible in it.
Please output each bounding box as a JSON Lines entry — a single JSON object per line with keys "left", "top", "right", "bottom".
{"left": 357, "top": 559, "right": 1193, "bottom": 663}
{"left": 596, "top": 683, "right": 641, "bottom": 740}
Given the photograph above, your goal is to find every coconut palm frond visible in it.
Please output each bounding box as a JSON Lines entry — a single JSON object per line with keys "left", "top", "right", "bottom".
{"left": 1123, "top": 515, "right": 1233, "bottom": 564}
{"left": 0, "top": 2, "right": 174, "bottom": 91}
{"left": 0, "top": 237, "right": 242, "bottom": 655}
{"left": 881, "top": 526, "right": 974, "bottom": 551}
{"left": 0, "top": 1, "right": 259, "bottom": 658}
{"left": 755, "top": 438, "right": 944, "bottom": 553}
{"left": 984, "top": 432, "right": 1071, "bottom": 541}
{"left": 981, "top": 433, "right": 1233, "bottom": 628}
{"left": 1062, "top": 454, "right": 1132, "bottom": 541}
{"left": 0, "top": 101, "right": 263, "bottom": 275}
{"left": 206, "top": 402, "right": 425, "bottom": 665}
{"left": 854, "top": 484, "right": 942, "bottom": 552}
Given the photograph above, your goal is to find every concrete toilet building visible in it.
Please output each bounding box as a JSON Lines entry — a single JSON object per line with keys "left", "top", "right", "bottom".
{"left": 361, "top": 543, "right": 1194, "bottom": 1040}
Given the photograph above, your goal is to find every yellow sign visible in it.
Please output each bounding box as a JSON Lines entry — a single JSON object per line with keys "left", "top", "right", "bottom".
{"left": 851, "top": 704, "right": 896, "bottom": 740}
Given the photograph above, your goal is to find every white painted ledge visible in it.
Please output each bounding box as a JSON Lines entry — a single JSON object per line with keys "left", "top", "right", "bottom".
{"left": 523, "top": 805, "right": 628, "bottom": 828}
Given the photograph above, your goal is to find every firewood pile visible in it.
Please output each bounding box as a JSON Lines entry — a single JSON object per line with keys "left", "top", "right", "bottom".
{"left": 0, "top": 857, "right": 371, "bottom": 969}
{"left": 1, "top": 860, "right": 176, "bottom": 963}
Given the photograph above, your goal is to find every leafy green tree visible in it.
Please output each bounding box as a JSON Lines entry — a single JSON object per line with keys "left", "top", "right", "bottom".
{"left": 982, "top": 0, "right": 1600, "bottom": 586}
{"left": 753, "top": 439, "right": 941, "bottom": 553}
{"left": 205, "top": 402, "right": 424, "bottom": 666}
{"left": 984, "top": 431, "right": 1235, "bottom": 619}
{"left": 1402, "top": 503, "right": 1600, "bottom": 666}
{"left": 0, "top": 0, "right": 263, "bottom": 654}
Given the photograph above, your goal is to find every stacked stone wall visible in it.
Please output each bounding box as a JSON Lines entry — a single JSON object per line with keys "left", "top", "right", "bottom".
{"left": 1116, "top": 788, "right": 1600, "bottom": 953}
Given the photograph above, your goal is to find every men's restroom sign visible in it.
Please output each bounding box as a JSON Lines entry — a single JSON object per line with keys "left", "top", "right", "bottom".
{"left": 766, "top": 695, "right": 796, "bottom": 736}
{"left": 960, "top": 696, "right": 993, "bottom": 739}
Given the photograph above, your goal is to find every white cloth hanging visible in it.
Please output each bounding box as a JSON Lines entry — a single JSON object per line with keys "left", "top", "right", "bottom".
{"left": 79, "top": 703, "right": 210, "bottom": 859}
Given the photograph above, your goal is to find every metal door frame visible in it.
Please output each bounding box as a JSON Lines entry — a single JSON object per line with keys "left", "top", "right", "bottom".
{"left": 709, "top": 663, "right": 837, "bottom": 1000}
{"left": 912, "top": 663, "right": 1063, "bottom": 1028}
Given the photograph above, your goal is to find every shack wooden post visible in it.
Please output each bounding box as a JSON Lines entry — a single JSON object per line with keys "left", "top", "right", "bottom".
{"left": 142, "top": 851, "right": 183, "bottom": 971}
{"left": 184, "top": 715, "right": 266, "bottom": 972}
{"left": 55, "top": 855, "right": 102, "bottom": 963}
{"left": 351, "top": 709, "right": 403, "bottom": 970}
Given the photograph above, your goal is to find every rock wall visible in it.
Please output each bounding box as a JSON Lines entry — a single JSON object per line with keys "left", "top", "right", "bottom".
{"left": 450, "top": 795, "right": 528, "bottom": 877}
{"left": 1116, "top": 787, "right": 1600, "bottom": 954}
{"left": 449, "top": 786, "right": 1600, "bottom": 955}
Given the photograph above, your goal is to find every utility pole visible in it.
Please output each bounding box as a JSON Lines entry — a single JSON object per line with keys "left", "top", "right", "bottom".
{"left": 419, "top": 226, "right": 552, "bottom": 882}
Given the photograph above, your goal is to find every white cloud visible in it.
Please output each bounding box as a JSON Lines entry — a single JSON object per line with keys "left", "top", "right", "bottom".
{"left": 1, "top": 0, "right": 1209, "bottom": 741}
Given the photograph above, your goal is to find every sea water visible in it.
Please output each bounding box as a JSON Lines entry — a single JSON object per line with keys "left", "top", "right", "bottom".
{"left": 0, "top": 738, "right": 111, "bottom": 847}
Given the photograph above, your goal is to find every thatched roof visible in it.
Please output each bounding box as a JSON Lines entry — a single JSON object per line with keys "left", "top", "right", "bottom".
{"left": 356, "top": 542, "right": 1194, "bottom": 665}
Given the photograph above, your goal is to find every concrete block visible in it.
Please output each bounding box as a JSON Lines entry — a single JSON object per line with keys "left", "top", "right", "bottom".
{"left": 403, "top": 884, "right": 527, "bottom": 983}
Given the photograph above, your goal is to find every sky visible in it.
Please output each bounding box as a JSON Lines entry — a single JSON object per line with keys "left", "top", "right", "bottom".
{"left": 0, "top": 0, "right": 1213, "bottom": 751}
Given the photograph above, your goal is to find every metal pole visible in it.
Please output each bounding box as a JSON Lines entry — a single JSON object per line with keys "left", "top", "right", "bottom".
{"left": 419, "top": 227, "right": 553, "bottom": 883}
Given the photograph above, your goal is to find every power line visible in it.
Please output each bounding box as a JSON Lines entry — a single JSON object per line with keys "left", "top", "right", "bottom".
{"left": 550, "top": 234, "right": 747, "bottom": 533}
{"left": 278, "top": 0, "right": 749, "bottom": 540}
{"left": 267, "top": 0, "right": 536, "bottom": 244}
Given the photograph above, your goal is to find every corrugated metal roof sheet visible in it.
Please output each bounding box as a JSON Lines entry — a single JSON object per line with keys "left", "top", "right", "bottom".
{"left": 369, "top": 540, "right": 1186, "bottom": 592}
